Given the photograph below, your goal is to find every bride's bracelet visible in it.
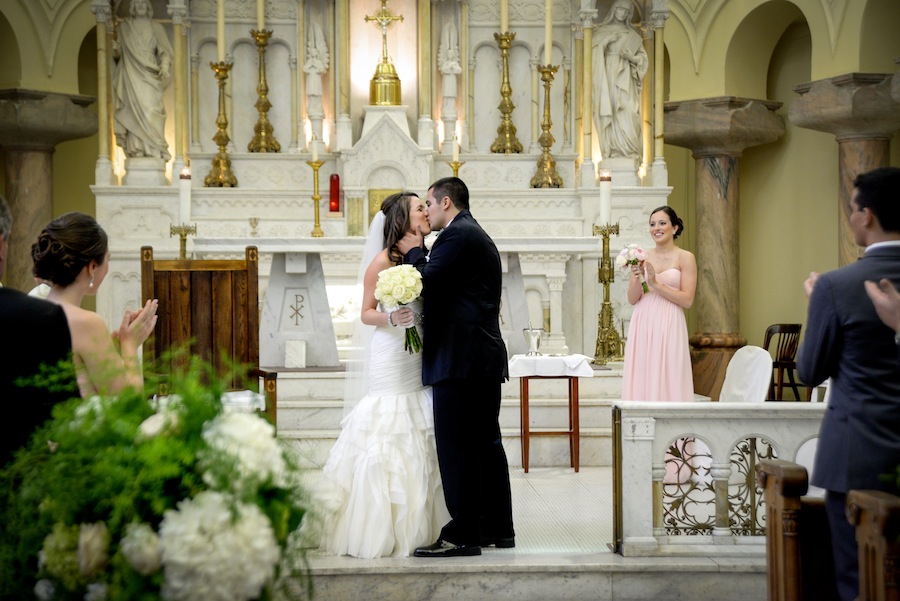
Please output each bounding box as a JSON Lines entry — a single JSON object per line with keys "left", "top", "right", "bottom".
{"left": 387, "top": 311, "right": 397, "bottom": 327}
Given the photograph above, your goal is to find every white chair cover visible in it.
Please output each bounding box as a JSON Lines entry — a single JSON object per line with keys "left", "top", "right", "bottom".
{"left": 719, "top": 345, "right": 773, "bottom": 403}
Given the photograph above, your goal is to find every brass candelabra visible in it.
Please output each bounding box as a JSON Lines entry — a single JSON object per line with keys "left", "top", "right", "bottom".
{"left": 490, "top": 32, "right": 523, "bottom": 154}
{"left": 593, "top": 222, "right": 623, "bottom": 365}
{"left": 205, "top": 61, "right": 237, "bottom": 187}
{"left": 248, "top": 29, "right": 280, "bottom": 153}
{"left": 307, "top": 160, "right": 325, "bottom": 237}
{"left": 448, "top": 161, "right": 464, "bottom": 177}
{"left": 530, "top": 64, "right": 563, "bottom": 188}
{"left": 170, "top": 223, "right": 197, "bottom": 260}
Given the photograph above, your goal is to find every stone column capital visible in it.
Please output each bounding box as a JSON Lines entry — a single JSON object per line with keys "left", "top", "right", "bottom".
{"left": 579, "top": 10, "right": 597, "bottom": 27}
{"left": 572, "top": 24, "right": 584, "bottom": 40}
{"left": 664, "top": 96, "right": 784, "bottom": 157}
{"left": 789, "top": 72, "right": 900, "bottom": 140}
{"left": 0, "top": 89, "right": 98, "bottom": 151}
{"left": 167, "top": 0, "right": 189, "bottom": 27}
{"left": 90, "top": 0, "right": 112, "bottom": 25}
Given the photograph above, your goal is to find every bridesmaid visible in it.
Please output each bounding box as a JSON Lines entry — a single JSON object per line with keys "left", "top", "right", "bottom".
{"left": 622, "top": 206, "right": 697, "bottom": 402}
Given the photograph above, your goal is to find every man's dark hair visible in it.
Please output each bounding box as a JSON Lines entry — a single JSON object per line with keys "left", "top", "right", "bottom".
{"left": 430, "top": 177, "right": 469, "bottom": 211}
{"left": 854, "top": 167, "right": 900, "bottom": 233}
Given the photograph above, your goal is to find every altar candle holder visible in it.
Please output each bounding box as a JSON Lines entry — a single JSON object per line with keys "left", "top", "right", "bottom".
{"left": 205, "top": 61, "right": 238, "bottom": 187}
{"left": 592, "top": 222, "right": 623, "bottom": 365}
{"left": 490, "top": 32, "right": 523, "bottom": 154}
{"left": 248, "top": 29, "right": 280, "bottom": 153}
{"left": 170, "top": 223, "right": 197, "bottom": 260}
{"left": 307, "top": 160, "right": 325, "bottom": 237}
{"left": 447, "top": 160, "right": 464, "bottom": 178}
{"left": 530, "top": 64, "right": 563, "bottom": 188}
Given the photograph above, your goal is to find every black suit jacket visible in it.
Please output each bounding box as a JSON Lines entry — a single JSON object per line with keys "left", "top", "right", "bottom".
{"left": 0, "top": 287, "right": 75, "bottom": 466}
{"left": 404, "top": 210, "right": 509, "bottom": 386}
{"left": 797, "top": 244, "right": 900, "bottom": 493}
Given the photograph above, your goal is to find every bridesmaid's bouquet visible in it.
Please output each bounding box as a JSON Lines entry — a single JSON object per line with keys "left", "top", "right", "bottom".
{"left": 374, "top": 265, "right": 424, "bottom": 353}
{"left": 616, "top": 244, "right": 650, "bottom": 293}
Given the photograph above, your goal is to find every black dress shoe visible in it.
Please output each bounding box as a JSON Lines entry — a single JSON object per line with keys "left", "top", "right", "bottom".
{"left": 414, "top": 539, "right": 482, "bottom": 557}
{"left": 480, "top": 536, "right": 516, "bottom": 548}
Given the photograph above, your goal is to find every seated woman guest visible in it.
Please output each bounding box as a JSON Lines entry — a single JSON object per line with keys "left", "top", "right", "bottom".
{"left": 32, "top": 212, "right": 158, "bottom": 397}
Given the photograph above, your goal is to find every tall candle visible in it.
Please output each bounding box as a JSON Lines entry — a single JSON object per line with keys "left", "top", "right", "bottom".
{"left": 179, "top": 167, "right": 192, "bottom": 223}
{"left": 599, "top": 170, "right": 612, "bottom": 225}
{"left": 217, "top": 0, "right": 225, "bottom": 62}
{"left": 543, "top": 1, "right": 553, "bottom": 65}
{"left": 500, "top": 0, "right": 508, "bottom": 33}
{"left": 311, "top": 134, "right": 318, "bottom": 162}
{"left": 452, "top": 135, "right": 459, "bottom": 162}
{"left": 256, "top": 0, "right": 265, "bottom": 30}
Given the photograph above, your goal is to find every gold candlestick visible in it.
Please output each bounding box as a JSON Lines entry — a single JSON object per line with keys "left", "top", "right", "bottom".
{"left": 447, "top": 160, "right": 464, "bottom": 177}
{"left": 530, "top": 64, "right": 563, "bottom": 188}
{"left": 248, "top": 29, "right": 280, "bottom": 153}
{"left": 205, "top": 61, "right": 237, "bottom": 187}
{"left": 170, "top": 223, "right": 197, "bottom": 260}
{"left": 593, "top": 222, "right": 623, "bottom": 365}
{"left": 307, "top": 160, "right": 325, "bottom": 237}
{"left": 490, "top": 32, "right": 523, "bottom": 154}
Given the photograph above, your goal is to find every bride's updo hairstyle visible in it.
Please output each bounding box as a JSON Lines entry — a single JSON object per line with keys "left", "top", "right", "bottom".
{"left": 380, "top": 191, "right": 419, "bottom": 263}
{"left": 650, "top": 205, "right": 685, "bottom": 239}
{"left": 32, "top": 212, "right": 108, "bottom": 287}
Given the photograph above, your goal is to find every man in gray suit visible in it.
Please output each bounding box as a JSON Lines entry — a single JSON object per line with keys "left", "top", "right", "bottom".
{"left": 798, "top": 166, "right": 900, "bottom": 601}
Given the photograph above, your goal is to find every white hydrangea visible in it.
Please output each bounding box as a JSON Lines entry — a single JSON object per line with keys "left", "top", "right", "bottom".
{"left": 201, "top": 412, "right": 285, "bottom": 492}
{"left": 84, "top": 582, "right": 108, "bottom": 601}
{"left": 77, "top": 522, "right": 110, "bottom": 579}
{"left": 159, "top": 491, "right": 280, "bottom": 601}
{"left": 120, "top": 523, "right": 162, "bottom": 576}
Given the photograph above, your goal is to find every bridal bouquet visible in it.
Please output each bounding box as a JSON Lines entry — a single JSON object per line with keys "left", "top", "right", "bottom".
{"left": 374, "top": 264, "right": 424, "bottom": 353}
{"left": 616, "top": 244, "right": 650, "bottom": 293}
{"left": 0, "top": 365, "right": 310, "bottom": 601}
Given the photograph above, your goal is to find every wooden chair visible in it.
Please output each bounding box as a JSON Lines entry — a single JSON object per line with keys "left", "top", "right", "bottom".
{"left": 140, "top": 246, "right": 277, "bottom": 424}
{"left": 763, "top": 324, "right": 802, "bottom": 400}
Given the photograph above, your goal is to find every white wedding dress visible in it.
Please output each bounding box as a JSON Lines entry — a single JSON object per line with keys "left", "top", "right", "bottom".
{"left": 318, "top": 300, "right": 449, "bottom": 558}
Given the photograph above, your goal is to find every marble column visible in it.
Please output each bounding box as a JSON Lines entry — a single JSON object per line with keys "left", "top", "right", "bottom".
{"left": 416, "top": 0, "right": 434, "bottom": 150}
{"left": 168, "top": 0, "right": 188, "bottom": 173}
{"left": 650, "top": 3, "right": 669, "bottom": 187}
{"left": 789, "top": 73, "right": 900, "bottom": 266}
{"left": 664, "top": 97, "right": 785, "bottom": 399}
{"left": 90, "top": 0, "right": 112, "bottom": 184}
{"left": 0, "top": 90, "right": 98, "bottom": 291}
{"left": 579, "top": 9, "right": 597, "bottom": 187}
{"left": 572, "top": 25, "right": 584, "bottom": 170}
{"left": 529, "top": 58, "right": 541, "bottom": 154}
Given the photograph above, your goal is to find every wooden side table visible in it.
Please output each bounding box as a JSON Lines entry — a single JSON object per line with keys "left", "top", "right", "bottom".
{"left": 508, "top": 354, "right": 594, "bottom": 473}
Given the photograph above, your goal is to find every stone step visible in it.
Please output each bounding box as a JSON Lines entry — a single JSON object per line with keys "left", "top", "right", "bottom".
{"left": 278, "top": 426, "right": 613, "bottom": 470}
{"left": 272, "top": 366, "right": 624, "bottom": 403}
{"left": 276, "top": 398, "right": 615, "bottom": 431}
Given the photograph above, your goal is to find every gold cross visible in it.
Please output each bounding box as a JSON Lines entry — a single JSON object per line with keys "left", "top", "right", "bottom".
{"left": 365, "top": 0, "right": 403, "bottom": 63}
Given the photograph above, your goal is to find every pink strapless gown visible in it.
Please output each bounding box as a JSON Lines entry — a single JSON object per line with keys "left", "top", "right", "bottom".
{"left": 622, "top": 268, "right": 694, "bottom": 401}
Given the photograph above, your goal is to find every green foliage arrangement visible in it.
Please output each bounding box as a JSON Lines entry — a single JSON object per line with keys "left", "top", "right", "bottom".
{"left": 0, "top": 362, "right": 310, "bottom": 601}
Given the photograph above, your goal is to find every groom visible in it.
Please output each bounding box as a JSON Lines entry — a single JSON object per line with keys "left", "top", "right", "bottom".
{"left": 398, "top": 177, "right": 515, "bottom": 557}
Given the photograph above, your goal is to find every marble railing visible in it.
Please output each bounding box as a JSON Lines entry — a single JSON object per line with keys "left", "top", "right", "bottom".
{"left": 612, "top": 401, "right": 825, "bottom": 557}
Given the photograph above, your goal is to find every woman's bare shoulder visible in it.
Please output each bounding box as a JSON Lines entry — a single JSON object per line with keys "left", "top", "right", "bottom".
{"left": 60, "top": 305, "right": 109, "bottom": 339}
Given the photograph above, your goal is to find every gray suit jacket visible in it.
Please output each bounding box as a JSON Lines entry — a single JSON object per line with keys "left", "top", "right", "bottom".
{"left": 797, "top": 244, "right": 900, "bottom": 493}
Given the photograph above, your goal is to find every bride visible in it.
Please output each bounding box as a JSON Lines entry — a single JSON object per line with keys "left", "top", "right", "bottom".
{"left": 317, "top": 192, "right": 449, "bottom": 558}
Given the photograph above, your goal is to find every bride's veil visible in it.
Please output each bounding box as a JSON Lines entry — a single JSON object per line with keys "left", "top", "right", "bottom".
{"left": 342, "top": 210, "right": 386, "bottom": 417}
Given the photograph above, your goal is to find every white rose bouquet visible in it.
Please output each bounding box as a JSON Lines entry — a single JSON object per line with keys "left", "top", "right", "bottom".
{"left": 616, "top": 243, "right": 650, "bottom": 293}
{"left": 374, "top": 264, "right": 424, "bottom": 353}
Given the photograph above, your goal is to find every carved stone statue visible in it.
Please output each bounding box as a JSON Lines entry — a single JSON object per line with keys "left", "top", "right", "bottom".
{"left": 303, "top": 22, "right": 330, "bottom": 99}
{"left": 438, "top": 22, "right": 461, "bottom": 102}
{"left": 592, "top": 0, "right": 648, "bottom": 160}
{"left": 112, "top": 0, "right": 173, "bottom": 161}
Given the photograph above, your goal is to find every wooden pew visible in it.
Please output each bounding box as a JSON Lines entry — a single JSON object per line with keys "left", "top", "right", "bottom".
{"left": 758, "top": 460, "right": 900, "bottom": 601}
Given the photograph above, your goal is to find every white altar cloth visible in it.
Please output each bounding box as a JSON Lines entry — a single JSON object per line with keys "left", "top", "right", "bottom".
{"left": 508, "top": 354, "right": 595, "bottom": 378}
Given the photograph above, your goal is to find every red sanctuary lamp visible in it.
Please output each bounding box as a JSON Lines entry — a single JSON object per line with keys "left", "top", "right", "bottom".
{"left": 329, "top": 174, "right": 341, "bottom": 213}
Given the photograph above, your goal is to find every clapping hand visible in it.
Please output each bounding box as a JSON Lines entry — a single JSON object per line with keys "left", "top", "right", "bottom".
{"left": 114, "top": 299, "right": 159, "bottom": 351}
{"left": 643, "top": 261, "right": 657, "bottom": 289}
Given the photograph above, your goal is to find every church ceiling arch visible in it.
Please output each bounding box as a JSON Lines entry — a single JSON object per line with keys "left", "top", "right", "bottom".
{"left": 667, "top": 0, "right": 848, "bottom": 73}
{"left": 724, "top": 1, "right": 806, "bottom": 99}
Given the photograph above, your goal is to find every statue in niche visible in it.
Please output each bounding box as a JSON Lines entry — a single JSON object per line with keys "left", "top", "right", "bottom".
{"left": 592, "top": 0, "right": 648, "bottom": 160}
{"left": 112, "top": 0, "right": 173, "bottom": 161}
{"left": 438, "top": 22, "right": 461, "bottom": 108}
{"left": 304, "top": 22, "right": 330, "bottom": 100}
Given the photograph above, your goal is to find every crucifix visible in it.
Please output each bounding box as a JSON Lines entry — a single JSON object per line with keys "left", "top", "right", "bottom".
{"left": 364, "top": 0, "right": 403, "bottom": 105}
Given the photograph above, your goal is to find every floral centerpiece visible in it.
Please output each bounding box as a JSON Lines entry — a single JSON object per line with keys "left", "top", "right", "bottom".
{"left": 0, "top": 365, "right": 310, "bottom": 601}
{"left": 615, "top": 243, "right": 650, "bottom": 294}
{"left": 374, "top": 264, "right": 424, "bottom": 353}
